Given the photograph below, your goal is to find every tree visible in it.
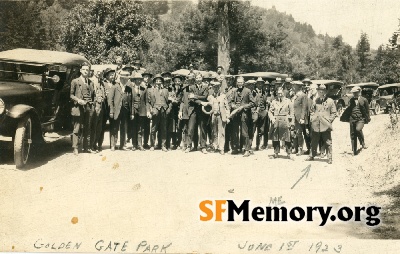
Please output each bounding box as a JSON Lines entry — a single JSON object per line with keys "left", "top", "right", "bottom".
{"left": 60, "top": 0, "right": 156, "bottom": 64}
{"left": 217, "top": 0, "right": 230, "bottom": 74}
{"left": 356, "top": 32, "right": 371, "bottom": 78}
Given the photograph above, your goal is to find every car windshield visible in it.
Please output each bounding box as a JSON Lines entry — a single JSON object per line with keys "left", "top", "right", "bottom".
{"left": 326, "top": 83, "right": 342, "bottom": 96}
{"left": 379, "top": 87, "right": 395, "bottom": 96}
{"left": 0, "top": 62, "right": 47, "bottom": 84}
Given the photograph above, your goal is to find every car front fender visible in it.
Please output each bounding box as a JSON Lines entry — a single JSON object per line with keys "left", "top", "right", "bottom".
{"left": 7, "top": 104, "right": 36, "bottom": 119}
{"left": 6, "top": 104, "right": 44, "bottom": 142}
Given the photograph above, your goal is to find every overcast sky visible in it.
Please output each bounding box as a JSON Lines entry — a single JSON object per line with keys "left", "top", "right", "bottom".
{"left": 250, "top": 0, "right": 400, "bottom": 49}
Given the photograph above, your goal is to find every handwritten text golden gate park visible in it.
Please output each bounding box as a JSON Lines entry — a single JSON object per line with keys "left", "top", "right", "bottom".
{"left": 33, "top": 239, "right": 172, "bottom": 253}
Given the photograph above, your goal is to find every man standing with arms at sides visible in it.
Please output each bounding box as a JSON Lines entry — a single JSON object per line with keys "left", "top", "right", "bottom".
{"left": 70, "top": 62, "right": 95, "bottom": 155}
{"left": 291, "top": 81, "right": 308, "bottom": 155}
{"left": 268, "top": 87, "right": 294, "bottom": 159}
{"left": 141, "top": 72, "right": 153, "bottom": 148}
{"left": 147, "top": 74, "right": 169, "bottom": 152}
{"left": 91, "top": 68, "right": 107, "bottom": 153}
{"left": 253, "top": 77, "right": 270, "bottom": 151}
{"left": 108, "top": 71, "right": 133, "bottom": 151}
{"left": 306, "top": 85, "right": 337, "bottom": 164}
{"left": 340, "top": 86, "right": 370, "bottom": 155}
{"left": 130, "top": 72, "right": 144, "bottom": 151}
{"left": 185, "top": 73, "right": 209, "bottom": 154}
{"left": 100, "top": 68, "right": 115, "bottom": 149}
{"left": 166, "top": 75, "right": 182, "bottom": 150}
{"left": 229, "top": 76, "right": 256, "bottom": 157}
{"left": 223, "top": 76, "right": 236, "bottom": 153}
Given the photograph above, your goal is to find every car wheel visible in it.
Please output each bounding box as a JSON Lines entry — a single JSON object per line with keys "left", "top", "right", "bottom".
{"left": 14, "top": 116, "right": 32, "bottom": 169}
{"left": 374, "top": 104, "right": 380, "bottom": 115}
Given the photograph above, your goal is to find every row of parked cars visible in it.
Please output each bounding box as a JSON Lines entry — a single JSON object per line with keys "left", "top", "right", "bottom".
{"left": 0, "top": 48, "right": 398, "bottom": 169}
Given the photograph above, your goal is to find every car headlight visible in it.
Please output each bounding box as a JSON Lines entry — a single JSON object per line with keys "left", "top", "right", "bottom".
{"left": 0, "top": 99, "right": 5, "bottom": 115}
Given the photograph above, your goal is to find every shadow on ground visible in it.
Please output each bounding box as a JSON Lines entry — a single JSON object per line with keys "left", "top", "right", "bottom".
{"left": 0, "top": 137, "right": 71, "bottom": 170}
{"left": 372, "top": 184, "right": 400, "bottom": 239}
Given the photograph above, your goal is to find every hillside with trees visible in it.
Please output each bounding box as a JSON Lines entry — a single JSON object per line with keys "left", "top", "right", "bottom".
{"left": 0, "top": 0, "right": 399, "bottom": 85}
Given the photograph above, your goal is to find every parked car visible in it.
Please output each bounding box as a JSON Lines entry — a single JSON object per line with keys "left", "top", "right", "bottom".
{"left": 377, "top": 83, "right": 400, "bottom": 113}
{"left": 0, "top": 48, "right": 89, "bottom": 168}
{"left": 309, "top": 80, "right": 345, "bottom": 112}
{"left": 341, "top": 82, "right": 380, "bottom": 114}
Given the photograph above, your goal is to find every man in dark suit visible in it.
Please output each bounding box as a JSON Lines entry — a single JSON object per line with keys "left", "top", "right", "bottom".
{"left": 141, "top": 72, "right": 153, "bottom": 148}
{"left": 70, "top": 62, "right": 95, "bottom": 155}
{"left": 185, "top": 72, "right": 209, "bottom": 154}
{"left": 147, "top": 74, "right": 169, "bottom": 151}
{"left": 306, "top": 85, "right": 337, "bottom": 164}
{"left": 108, "top": 70, "right": 133, "bottom": 151}
{"left": 130, "top": 72, "right": 144, "bottom": 151}
{"left": 253, "top": 77, "right": 270, "bottom": 151}
{"left": 341, "top": 86, "right": 370, "bottom": 155}
{"left": 178, "top": 80, "right": 191, "bottom": 151}
{"left": 229, "top": 76, "right": 256, "bottom": 157}
{"left": 291, "top": 81, "right": 308, "bottom": 155}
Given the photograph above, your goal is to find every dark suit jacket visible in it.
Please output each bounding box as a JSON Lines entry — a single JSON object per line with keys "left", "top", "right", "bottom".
{"left": 292, "top": 91, "right": 308, "bottom": 122}
{"left": 229, "top": 87, "right": 256, "bottom": 111}
{"left": 70, "top": 76, "right": 94, "bottom": 116}
{"left": 131, "top": 84, "right": 143, "bottom": 116}
{"left": 179, "top": 87, "right": 190, "bottom": 120}
{"left": 108, "top": 82, "right": 133, "bottom": 120}
{"left": 341, "top": 96, "right": 370, "bottom": 124}
{"left": 187, "top": 83, "right": 209, "bottom": 116}
{"left": 146, "top": 87, "right": 169, "bottom": 114}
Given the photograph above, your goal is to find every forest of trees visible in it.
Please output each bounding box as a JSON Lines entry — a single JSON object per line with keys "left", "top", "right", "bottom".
{"left": 0, "top": 0, "right": 399, "bottom": 85}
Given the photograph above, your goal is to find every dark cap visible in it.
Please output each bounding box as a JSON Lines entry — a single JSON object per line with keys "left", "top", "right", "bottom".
{"left": 103, "top": 68, "right": 115, "bottom": 78}
{"left": 152, "top": 74, "right": 164, "bottom": 83}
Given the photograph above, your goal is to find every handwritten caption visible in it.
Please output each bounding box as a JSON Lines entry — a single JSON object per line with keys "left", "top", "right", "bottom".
{"left": 238, "top": 241, "right": 342, "bottom": 253}
{"left": 34, "top": 239, "right": 172, "bottom": 253}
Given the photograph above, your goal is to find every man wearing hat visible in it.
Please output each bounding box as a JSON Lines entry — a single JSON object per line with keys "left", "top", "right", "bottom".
{"left": 178, "top": 78, "right": 192, "bottom": 151}
{"left": 96, "top": 68, "right": 115, "bottom": 151}
{"left": 228, "top": 76, "right": 256, "bottom": 157}
{"left": 291, "top": 81, "right": 308, "bottom": 155}
{"left": 223, "top": 76, "right": 237, "bottom": 153}
{"left": 140, "top": 72, "right": 153, "bottom": 148}
{"left": 252, "top": 77, "right": 270, "bottom": 151}
{"left": 340, "top": 86, "right": 370, "bottom": 155}
{"left": 147, "top": 74, "right": 169, "bottom": 151}
{"left": 108, "top": 70, "right": 134, "bottom": 151}
{"left": 70, "top": 62, "right": 95, "bottom": 155}
{"left": 306, "top": 84, "right": 337, "bottom": 164}
{"left": 130, "top": 72, "right": 145, "bottom": 151}
{"left": 91, "top": 68, "right": 108, "bottom": 153}
{"left": 200, "top": 80, "right": 230, "bottom": 154}
{"left": 162, "top": 72, "right": 172, "bottom": 88}
{"left": 166, "top": 74, "right": 182, "bottom": 150}
{"left": 185, "top": 72, "right": 209, "bottom": 153}
{"left": 268, "top": 87, "right": 294, "bottom": 159}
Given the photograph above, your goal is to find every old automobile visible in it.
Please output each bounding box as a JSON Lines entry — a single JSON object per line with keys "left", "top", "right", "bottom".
{"left": 341, "top": 82, "right": 380, "bottom": 114}
{"left": 0, "top": 48, "right": 89, "bottom": 168}
{"left": 377, "top": 83, "right": 400, "bottom": 113}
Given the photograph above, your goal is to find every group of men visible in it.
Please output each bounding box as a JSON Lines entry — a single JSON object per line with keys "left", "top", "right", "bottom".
{"left": 69, "top": 56, "right": 369, "bottom": 164}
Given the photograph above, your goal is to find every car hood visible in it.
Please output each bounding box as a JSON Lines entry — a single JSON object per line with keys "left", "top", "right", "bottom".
{"left": 0, "top": 81, "right": 41, "bottom": 98}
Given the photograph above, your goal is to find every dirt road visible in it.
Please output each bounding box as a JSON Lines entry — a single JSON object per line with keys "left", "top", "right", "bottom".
{"left": 0, "top": 113, "right": 398, "bottom": 253}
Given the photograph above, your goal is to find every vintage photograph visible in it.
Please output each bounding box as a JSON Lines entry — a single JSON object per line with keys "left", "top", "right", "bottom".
{"left": 0, "top": 0, "right": 400, "bottom": 253}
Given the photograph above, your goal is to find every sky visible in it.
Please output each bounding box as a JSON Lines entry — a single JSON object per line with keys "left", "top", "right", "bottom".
{"left": 251, "top": 0, "right": 400, "bottom": 49}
